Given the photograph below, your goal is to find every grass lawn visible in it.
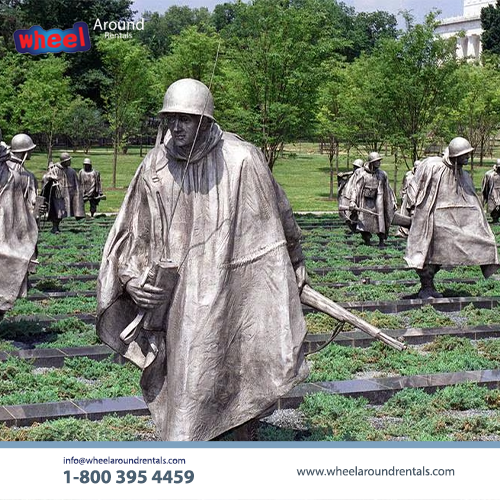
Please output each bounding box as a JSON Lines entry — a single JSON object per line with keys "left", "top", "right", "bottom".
{"left": 26, "top": 143, "right": 500, "bottom": 213}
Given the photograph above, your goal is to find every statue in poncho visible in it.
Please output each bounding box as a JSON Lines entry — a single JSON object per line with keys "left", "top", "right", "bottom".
{"left": 0, "top": 137, "right": 38, "bottom": 320}
{"left": 96, "top": 79, "right": 310, "bottom": 441}
{"left": 338, "top": 158, "right": 363, "bottom": 233}
{"left": 482, "top": 159, "right": 500, "bottom": 223}
{"left": 405, "top": 137, "right": 499, "bottom": 299}
{"left": 79, "top": 158, "right": 104, "bottom": 217}
{"left": 7, "top": 134, "right": 38, "bottom": 212}
{"left": 41, "top": 152, "right": 85, "bottom": 233}
{"left": 343, "top": 152, "right": 397, "bottom": 247}
{"left": 6, "top": 133, "right": 42, "bottom": 296}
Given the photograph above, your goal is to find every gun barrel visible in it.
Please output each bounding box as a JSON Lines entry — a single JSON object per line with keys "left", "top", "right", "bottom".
{"left": 300, "top": 284, "right": 406, "bottom": 351}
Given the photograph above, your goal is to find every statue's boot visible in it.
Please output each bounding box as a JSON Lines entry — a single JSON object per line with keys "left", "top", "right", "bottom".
{"left": 416, "top": 265, "right": 442, "bottom": 299}
{"left": 51, "top": 221, "right": 61, "bottom": 234}
{"left": 377, "top": 233, "right": 386, "bottom": 248}
{"left": 361, "top": 232, "right": 372, "bottom": 246}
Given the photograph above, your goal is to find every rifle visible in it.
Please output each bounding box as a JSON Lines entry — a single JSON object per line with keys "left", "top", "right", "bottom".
{"left": 339, "top": 205, "right": 412, "bottom": 228}
{"left": 300, "top": 284, "right": 405, "bottom": 351}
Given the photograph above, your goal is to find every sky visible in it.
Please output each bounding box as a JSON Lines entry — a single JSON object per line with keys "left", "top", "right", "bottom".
{"left": 131, "top": 0, "right": 464, "bottom": 23}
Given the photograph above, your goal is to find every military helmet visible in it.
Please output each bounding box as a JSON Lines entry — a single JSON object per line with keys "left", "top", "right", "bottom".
{"left": 448, "top": 137, "right": 473, "bottom": 158}
{"left": 11, "top": 133, "right": 36, "bottom": 153}
{"left": 367, "top": 151, "right": 383, "bottom": 163}
{"left": 83, "top": 158, "right": 92, "bottom": 165}
{"left": 352, "top": 159, "right": 364, "bottom": 169}
{"left": 495, "top": 158, "right": 500, "bottom": 166}
{"left": 60, "top": 152, "right": 72, "bottom": 163}
{"left": 159, "top": 78, "right": 214, "bottom": 120}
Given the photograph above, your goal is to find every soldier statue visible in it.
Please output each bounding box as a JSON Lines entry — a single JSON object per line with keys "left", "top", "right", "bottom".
{"left": 343, "top": 152, "right": 397, "bottom": 247}
{"left": 482, "top": 159, "right": 500, "bottom": 223}
{"left": 338, "top": 158, "right": 363, "bottom": 233}
{"left": 7, "top": 133, "right": 38, "bottom": 212}
{"left": 79, "top": 158, "right": 104, "bottom": 217}
{"left": 41, "top": 152, "right": 85, "bottom": 233}
{"left": 0, "top": 136, "right": 38, "bottom": 319}
{"left": 405, "top": 137, "right": 499, "bottom": 299}
{"left": 97, "top": 78, "right": 310, "bottom": 441}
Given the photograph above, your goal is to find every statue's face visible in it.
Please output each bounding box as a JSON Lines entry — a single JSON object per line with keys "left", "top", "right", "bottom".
{"left": 369, "top": 160, "right": 380, "bottom": 172}
{"left": 455, "top": 153, "right": 469, "bottom": 166}
{"left": 166, "top": 113, "right": 199, "bottom": 149}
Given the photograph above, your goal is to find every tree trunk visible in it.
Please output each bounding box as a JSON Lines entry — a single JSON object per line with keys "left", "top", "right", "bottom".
{"left": 112, "top": 128, "right": 118, "bottom": 189}
{"left": 394, "top": 149, "right": 398, "bottom": 196}
{"left": 335, "top": 141, "right": 340, "bottom": 201}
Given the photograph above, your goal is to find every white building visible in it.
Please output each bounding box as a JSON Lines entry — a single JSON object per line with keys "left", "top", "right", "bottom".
{"left": 435, "top": 0, "right": 495, "bottom": 59}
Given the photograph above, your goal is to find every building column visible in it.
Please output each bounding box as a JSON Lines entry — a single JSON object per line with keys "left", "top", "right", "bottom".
{"left": 468, "top": 34, "right": 480, "bottom": 60}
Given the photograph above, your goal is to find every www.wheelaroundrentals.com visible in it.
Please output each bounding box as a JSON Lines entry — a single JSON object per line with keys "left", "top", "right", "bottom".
{"left": 297, "top": 466, "right": 454, "bottom": 477}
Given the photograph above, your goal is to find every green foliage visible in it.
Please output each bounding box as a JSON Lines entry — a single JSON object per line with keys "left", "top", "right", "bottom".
{"left": 432, "top": 383, "right": 489, "bottom": 411}
{"left": 443, "top": 62, "right": 500, "bottom": 168}
{"left": 307, "top": 343, "right": 368, "bottom": 381}
{"left": 380, "top": 388, "right": 433, "bottom": 417}
{"left": 97, "top": 37, "right": 153, "bottom": 186}
{"left": 37, "top": 318, "right": 99, "bottom": 348}
{"left": 12, "top": 54, "right": 73, "bottom": 159}
{"left": 135, "top": 5, "right": 212, "bottom": 58}
{"left": 300, "top": 392, "right": 379, "bottom": 441}
{"left": 0, "top": 415, "right": 154, "bottom": 441}
{"left": 403, "top": 305, "right": 455, "bottom": 328}
{"left": 0, "top": 356, "right": 140, "bottom": 405}
{"left": 481, "top": 0, "right": 500, "bottom": 56}
{"left": 220, "top": 0, "right": 347, "bottom": 168}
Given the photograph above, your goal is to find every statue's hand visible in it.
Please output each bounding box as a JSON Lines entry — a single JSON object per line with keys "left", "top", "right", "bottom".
{"left": 125, "top": 277, "right": 170, "bottom": 310}
{"left": 349, "top": 201, "right": 358, "bottom": 212}
{"left": 294, "top": 261, "right": 310, "bottom": 293}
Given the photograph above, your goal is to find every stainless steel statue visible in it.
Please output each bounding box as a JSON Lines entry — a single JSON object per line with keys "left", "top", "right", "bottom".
{"left": 41, "top": 152, "right": 85, "bottom": 233}
{"left": 338, "top": 158, "right": 363, "bottom": 233}
{"left": 405, "top": 137, "right": 499, "bottom": 299}
{"left": 398, "top": 160, "right": 420, "bottom": 238}
{"left": 342, "top": 152, "right": 397, "bottom": 247}
{"left": 0, "top": 135, "right": 38, "bottom": 319}
{"left": 481, "top": 159, "right": 500, "bottom": 223}
{"left": 7, "top": 134, "right": 38, "bottom": 212}
{"left": 96, "top": 79, "right": 310, "bottom": 441}
{"left": 78, "top": 158, "right": 104, "bottom": 217}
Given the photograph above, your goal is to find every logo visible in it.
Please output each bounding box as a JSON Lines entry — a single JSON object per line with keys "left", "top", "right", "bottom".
{"left": 13, "top": 22, "right": 91, "bottom": 55}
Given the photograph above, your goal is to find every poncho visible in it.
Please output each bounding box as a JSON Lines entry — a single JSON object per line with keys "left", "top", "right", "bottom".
{"left": 343, "top": 165, "right": 396, "bottom": 236}
{"left": 405, "top": 154, "right": 499, "bottom": 276}
{"left": 42, "top": 163, "right": 85, "bottom": 221}
{"left": 0, "top": 163, "right": 38, "bottom": 312}
{"left": 481, "top": 168, "right": 500, "bottom": 214}
{"left": 97, "top": 124, "right": 309, "bottom": 441}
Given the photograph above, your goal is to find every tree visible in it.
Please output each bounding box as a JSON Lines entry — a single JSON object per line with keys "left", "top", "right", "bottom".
{"left": 66, "top": 97, "right": 107, "bottom": 153}
{"left": 12, "top": 54, "right": 73, "bottom": 161}
{"left": 154, "top": 26, "right": 222, "bottom": 86}
{"left": 369, "top": 13, "right": 460, "bottom": 164}
{"left": 343, "top": 11, "right": 398, "bottom": 62}
{"left": 0, "top": 51, "right": 29, "bottom": 138}
{"left": 219, "top": 0, "right": 348, "bottom": 169}
{"left": 97, "top": 37, "right": 152, "bottom": 187}
{"left": 444, "top": 62, "right": 500, "bottom": 171}
{"left": 316, "top": 63, "right": 354, "bottom": 200}
{"left": 135, "top": 5, "right": 212, "bottom": 58}
{"left": 481, "top": 0, "right": 500, "bottom": 55}
{"left": 14, "top": 0, "right": 135, "bottom": 105}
